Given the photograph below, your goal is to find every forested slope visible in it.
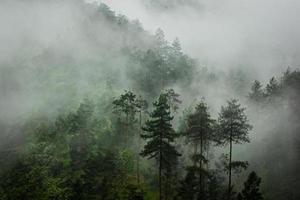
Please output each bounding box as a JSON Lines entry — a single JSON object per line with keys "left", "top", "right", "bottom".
{"left": 0, "top": 1, "right": 299, "bottom": 200}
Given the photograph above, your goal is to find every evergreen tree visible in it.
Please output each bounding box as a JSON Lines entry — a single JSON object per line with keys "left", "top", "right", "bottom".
{"left": 140, "top": 93, "right": 180, "bottom": 200}
{"left": 135, "top": 95, "right": 148, "bottom": 184}
{"left": 171, "top": 38, "right": 182, "bottom": 55}
{"left": 237, "top": 171, "right": 263, "bottom": 200}
{"left": 206, "top": 172, "right": 222, "bottom": 200}
{"left": 249, "top": 80, "right": 264, "bottom": 102}
{"left": 265, "top": 77, "right": 280, "bottom": 97}
{"left": 112, "top": 90, "right": 137, "bottom": 146}
{"left": 165, "top": 88, "right": 182, "bottom": 113}
{"left": 217, "top": 99, "right": 252, "bottom": 200}
{"left": 177, "top": 167, "right": 198, "bottom": 200}
{"left": 163, "top": 89, "right": 181, "bottom": 200}
{"left": 185, "top": 100, "right": 215, "bottom": 199}
{"left": 155, "top": 28, "right": 167, "bottom": 50}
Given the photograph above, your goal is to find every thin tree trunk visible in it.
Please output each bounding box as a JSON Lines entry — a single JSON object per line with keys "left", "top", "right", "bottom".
{"left": 228, "top": 135, "right": 232, "bottom": 200}
{"left": 194, "top": 142, "right": 198, "bottom": 166}
{"left": 137, "top": 110, "right": 142, "bottom": 184}
{"left": 161, "top": 64, "right": 164, "bottom": 90}
{"left": 199, "top": 132, "right": 203, "bottom": 200}
{"left": 125, "top": 113, "right": 128, "bottom": 146}
{"left": 165, "top": 175, "right": 168, "bottom": 200}
{"left": 159, "top": 132, "right": 162, "bottom": 200}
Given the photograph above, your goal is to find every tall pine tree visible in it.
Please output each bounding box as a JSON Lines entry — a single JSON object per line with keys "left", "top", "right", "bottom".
{"left": 185, "top": 100, "right": 215, "bottom": 200}
{"left": 140, "top": 93, "right": 180, "bottom": 200}
{"left": 112, "top": 90, "right": 137, "bottom": 146}
{"left": 217, "top": 99, "right": 252, "bottom": 200}
{"left": 135, "top": 95, "right": 148, "bottom": 184}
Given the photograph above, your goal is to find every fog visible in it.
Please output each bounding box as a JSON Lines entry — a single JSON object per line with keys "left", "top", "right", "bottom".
{"left": 0, "top": 0, "right": 144, "bottom": 121}
{"left": 2, "top": 0, "right": 300, "bottom": 118}
{"left": 95, "top": 0, "right": 300, "bottom": 79}
{"left": 0, "top": 0, "right": 299, "bottom": 199}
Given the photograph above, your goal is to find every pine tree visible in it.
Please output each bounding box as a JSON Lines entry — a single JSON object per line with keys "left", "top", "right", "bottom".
{"left": 135, "top": 95, "right": 148, "bottom": 184}
{"left": 171, "top": 38, "right": 182, "bottom": 55}
{"left": 155, "top": 28, "right": 167, "bottom": 50}
{"left": 165, "top": 88, "right": 182, "bottom": 113}
{"left": 112, "top": 90, "right": 137, "bottom": 146}
{"left": 265, "top": 77, "right": 280, "bottom": 97}
{"left": 177, "top": 167, "right": 198, "bottom": 200}
{"left": 185, "top": 100, "right": 215, "bottom": 199}
{"left": 140, "top": 93, "right": 180, "bottom": 200}
{"left": 206, "top": 172, "right": 222, "bottom": 200}
{"left": 163, "top": 89, "right": 181, "bottom": 200}
{"left": 217, "top": 99, "right": 252, "bottom": 200}
{"left": 249, "top": 80, "right": 264, "bottom": 102}
{"left": 237, "top": 171, "right": 263, "bottom": 200}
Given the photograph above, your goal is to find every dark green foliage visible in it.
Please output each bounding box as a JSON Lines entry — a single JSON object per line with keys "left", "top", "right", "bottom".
{"left": 219, "top": 154, "right": 249, "bottom": 175}
{"left": 237, "top": 171, "right": 263, "bottom": 200}
{"left": 113, "top": 90, "right": 137, "bottom": 119}
{"left": 185, "top": 100, "right": 215, "bottom": 145}
{"left": 0, "top": 100, "right": 140, "bottom": 200}
{"left": 140, "top": 93, "right": 180, "bottom": 163}
{"left": 185, "top": 100, "right": 216, "bottom": 199}
{"left": 177, "top": 168, "right": 198, "bottom": 200}
{"left": 141, "top": 93, "right": 180, "bottom": 200}
{"left": 177, "top": 168, "right": 225, "bottom": 200}
{"left": 127, "top": 29, "right": 196, "bottom": 97}
{"left": 135, "top": 95, "right": 149, "bottom": 113}
{"left": 206, "top": 172, "right": 223, "bottom": 200}
{"left": 113, "top": 91, "right": 149, "bottom": 184}
{"left": 135, "top": 95, "right": 148, "bottom": 184}
{"left": 113, "top": 90, "right": 137, "bottom": 145}
{"left": 179, "top": 100, "right": 217, "bottom": 200}
{"left": 0, "top": 157, "right": 67, "bottom": 200}
{"left": 246, "top": 69, "right": 300, "bottom": 199}
{"left": 230, "top": 161, "right": 249, "bottom": 174}
{"left": 165, "top": 88, "right": 182, "bottom": 113}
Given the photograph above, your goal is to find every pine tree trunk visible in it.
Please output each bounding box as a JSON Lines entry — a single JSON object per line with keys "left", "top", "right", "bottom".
{"left": 199, "top": 132, "right": 203, "bottom": 200}
{"left": 161, "top": 64, "right": 164, "bottom": 90}
{"left": 159, "top": 153, "right": 162, "bottom": 200}
{"left": 159, "top": 132, "right": 163, "bottom": 200}
{"left": 228, "top": 134, "right": 232, "bottom": 200}
{"left": 165, "top": 175, "right": 168, "bottom": 200}
{"left": 137, "top": 110, "right": 142, "bottom": 184}
{"left": 194, "top": 142, "right": 198, "bottom": 166}
{"left": 125, "top": 113, "right": 128, "bottom": 146}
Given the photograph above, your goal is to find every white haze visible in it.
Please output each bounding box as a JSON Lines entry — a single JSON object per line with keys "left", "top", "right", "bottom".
{"left": 94, "top": 0, "right": 300, "bottom": 80}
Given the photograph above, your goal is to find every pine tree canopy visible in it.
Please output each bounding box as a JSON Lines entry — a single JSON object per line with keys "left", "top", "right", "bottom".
{"left": 217, "top": 99, "right": 252, "bottom": 145}
{"left": 140, "top": 93, "right": 180, "bottom": 164}
{"left": 237, "top": 171, "right": 263, "bottom": 200}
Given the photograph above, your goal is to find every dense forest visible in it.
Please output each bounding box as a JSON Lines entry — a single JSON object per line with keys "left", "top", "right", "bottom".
{"left": 0, "top": 0, "right": 300, "bottom": 200}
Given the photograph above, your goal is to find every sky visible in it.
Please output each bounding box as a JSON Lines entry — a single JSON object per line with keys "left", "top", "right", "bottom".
{"left": 89, "top": 0, "right": 300, "bottom": 80}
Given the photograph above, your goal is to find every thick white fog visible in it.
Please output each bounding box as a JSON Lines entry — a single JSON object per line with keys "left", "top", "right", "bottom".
{"left": 93, "top": 0, "right": 300, "bottom": 79}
